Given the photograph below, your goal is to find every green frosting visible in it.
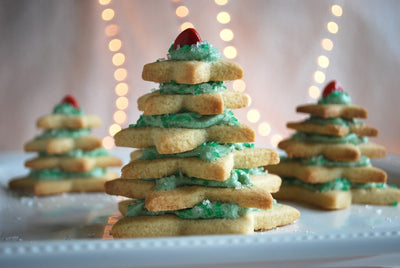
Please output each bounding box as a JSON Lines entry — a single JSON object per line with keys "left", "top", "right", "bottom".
{"left": 291, "top": 132, "right": 368, "bottom": 145}
{"left": 38, "top": 148, "right": 109, "bottom": 158}
{"left": 318, "top": 91, "right": 352, "bottom": 105}
{"left": 53, "top": 103, "right": 83, "bottom": 115}
{"left": 158, "top": 81, "right": 226, "bottom": 95}
{"left": 146, "top": 168, "right": 264, "bottom": 191}
{"left": 130, "top": 109, "right": 239, "bottom": 129}
{"left": 126, "top": 199, "right": 250, "bottom": 219}
{"left": 281, "top": 155, "right": 370, "bottom": 167}
{"left": 283, "top": 177, "right": 351, "bottom": 192}
{"left": 140, "top": 142, "right": 254, "bottom": 162}
{"left": 29, "top": 167, "right": 106, "bottom": 180}
{"left": 35, "top": 128, "right": 91, "bottom": 140}
{"left": 167, "top": 41, "right": 221, "bottom": 62}
{"left": 305, "top": 116, "right": 360, "bottom": 127}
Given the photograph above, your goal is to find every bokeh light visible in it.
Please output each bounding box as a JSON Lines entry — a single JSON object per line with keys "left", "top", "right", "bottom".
{"left": 101, "top": 8, "right": 115, "bottom": 21}
{"left": 115, "top": 82, "right": 129, "bottom": 96}
{"left": 317, "top": 55, "right": 330, "bottom": 68}
{"left": 321, "top": 38, "right": 334, "bottom": 51}
{"left": 217, "top": 11, "right": 231, "bottom": 24}
{"left": 314, "top": 71, "right": 326, "bottom": 84}
{"left": 308, "top": 86, "right": 321, "bottom": 99}
{"left": 220, "top": 28, "right": 234, "bottom": 42}
{"left": 258, "top": 122, "right": 271, "bottom": 137}
{"left": 331, "top": 5, "right": 343, "bottom": 17}
{"left": 108, "top": 39, "right": 122, "bottom": 52}
{"left": 327, "top": 21, "right": 339, "bottom": 34}
{"left": 176, "top": 6, "right": 189, "bottom": 18}
{"left": 223, "top": 46, "right": 237, "bottom": 59}
{"left": 233, "top": 79, "right": 246, "bottom": 92}
{"left": 247, "top": 109, "right": 260, "bottom": 123}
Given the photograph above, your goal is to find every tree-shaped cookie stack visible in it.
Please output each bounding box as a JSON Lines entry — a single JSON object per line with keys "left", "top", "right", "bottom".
{"left": 267, "top": 81, "right": 400, "bottom": 209}
{"left": 9, "top": 95, "right": 122, "bottom": 195}
{"left": 105, "top": 28, "right": 299, "bottom": 238}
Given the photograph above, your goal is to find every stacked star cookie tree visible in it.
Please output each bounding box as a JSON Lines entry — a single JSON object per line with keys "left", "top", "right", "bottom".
{"left": 267, "top": 81, "right": 400, "bottom": 209}
{"left": 106, "top": 28, "right": 299, "bottom": 238}
{"left": 9, "top": 95, "right": 122, "bottom": 196}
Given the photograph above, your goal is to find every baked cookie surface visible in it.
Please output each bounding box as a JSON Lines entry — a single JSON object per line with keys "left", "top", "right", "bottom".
{"left": 106, "top": 28, "right": 299, "bottom": 237}
{"left": 9, "top": 95, "right": 122, "bottom": 196}
{"left": 267, "top": 80, "right": 397, "bottom": 209}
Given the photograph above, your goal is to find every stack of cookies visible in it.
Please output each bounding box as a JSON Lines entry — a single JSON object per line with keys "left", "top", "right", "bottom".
{"left": 267, "top": 81, "right": 400, "bottom": 209}
{"left": 9, "top": 95, "right": 122, "bottom": 196}
{"left": 105, "top": 28, "right": 300, "bottom": 238}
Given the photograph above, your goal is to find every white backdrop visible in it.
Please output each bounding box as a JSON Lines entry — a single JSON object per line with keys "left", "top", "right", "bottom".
{"left": 0, "top": 0, "right": 399, "bottom": 154}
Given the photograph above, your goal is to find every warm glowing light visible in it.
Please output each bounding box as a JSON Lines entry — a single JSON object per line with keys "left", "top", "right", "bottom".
{"left": 308, "top": 86, "right": 321, "bottom": 99}
{"left": 220, "top": 29, "right": 234, "bottom": 42}
{"left": 102, "top": 136, "right": 114, "bottom": 149}
{"left": 105, "top": 24, "right": 119, "bottom": 37}
{"left": 244, "top": 93, "right": 252, "bottom": 106}
{"left": 331, "top": 5, "right": 343, "bottom": 17}
{"left": 217, "top": 11, "right": 231, "bottom": 24}
{"left": 108, "top": 39, "right": 122, "bottom": 52}
{"left": 271, "top": 134, "right": 283, "bottom": 148}
{"left": 113, "top": 110, "right": 127, "bottom": 124}
{"left": 102, "top": 8, "right": 115, "bottom": 21}
{"left": 180, "top": 22, "right": 194, "bottom": 31}
{"left": 258, "top": 122, "right": 271, "bottom": 137}
{"left": 321, "top": 38, "right": 333, "bottom": 51}
{"left": 215, "top": 0, "right": 228, "bottom": 5}
{"left": 223, "top": 46, "right": 237, "bottom": 59}
{"left": 116, "top": 96, "right": 129, "bottom": 110}
{"left": 314, "top": 71, "right": 326, "bottom": 84}
{"left": 114, "top": 68, "right": 127, "bottom": 81}
{"left": 109, "top": 123, "right": 122, "bottom": 136}
{"left": 233, "top": 79, "right": 246, "bottom": 92}
{"left": 327, "top": 21, "right": 339, "bottom": 34}
{"left": 99, "top": 0, "right": 111, "bottom": 5}
{"left": 317, "top": 55, "right": 330, "bottom": 68}
{"left": 247, "top": 109, "right": 260, "bottom": 123}
{"left": 176, "top": 5, "right": 189, "bottom": 18}
{"left": 115, "top": 82, "right": 129, "bottom": 96}
{"left": 112, "top": 53, "right": 125, "bottom": 66}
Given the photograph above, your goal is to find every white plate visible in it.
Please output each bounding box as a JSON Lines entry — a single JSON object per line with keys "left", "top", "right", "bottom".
{"left": 0, "top": 151, "right": 399, "bottom": 268}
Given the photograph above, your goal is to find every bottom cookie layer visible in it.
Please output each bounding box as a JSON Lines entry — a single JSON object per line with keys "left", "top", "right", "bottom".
{"left": 273, "top": 184, "right": 400, "bottom": 209}
{"left": 351, "top": 187, "right": 400, "bottom": 205}
{"left": 111, "top": 203, "right": 300, "bottom": 238}
{"left": 8, "top": 171, "right": 119, "bottom": 196}
{"left": 273, "top": 185, "right": 352, "bottom": 210}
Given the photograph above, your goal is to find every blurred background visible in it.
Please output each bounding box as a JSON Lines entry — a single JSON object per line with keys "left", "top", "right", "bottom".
{"left": 0, "top": 0, "right": 399, "bottom": 154}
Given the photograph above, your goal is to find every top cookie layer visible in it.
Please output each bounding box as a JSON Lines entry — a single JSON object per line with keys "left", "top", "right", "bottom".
{"left": 142, "top": 60, "right": 243, "bottom": 84}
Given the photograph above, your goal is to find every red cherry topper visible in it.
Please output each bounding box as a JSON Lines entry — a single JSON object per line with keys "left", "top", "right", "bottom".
{"left": 173, "top": 28, "right": 202, "bottom": 50}
{"left": 61, "top": 95, "right": 79, "bottom": 109}
{"left": 322, "top": 80, "right": 344, "bottom": 98}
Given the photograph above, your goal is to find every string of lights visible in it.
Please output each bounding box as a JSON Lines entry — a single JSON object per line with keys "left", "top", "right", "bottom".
{"left": 98, "top": 0, "right": 129, "bottom": 149}
{"left": 308, "top": 3, "right": 343, "bottom": 99}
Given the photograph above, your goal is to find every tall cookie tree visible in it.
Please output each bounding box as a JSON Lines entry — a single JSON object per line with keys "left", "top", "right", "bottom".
{"left": 105, "top": 28, "right": 300, "bottom": 238}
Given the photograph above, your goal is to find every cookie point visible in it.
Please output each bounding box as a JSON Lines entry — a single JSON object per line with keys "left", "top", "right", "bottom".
{"left": 322, "top": 80, "right": 344, "bottom": 97}
{"left": 173, "top": 28, "right": 202, "bottom": 50}
{"left": 61, "top": 94, "right": 79, "bottom": 109}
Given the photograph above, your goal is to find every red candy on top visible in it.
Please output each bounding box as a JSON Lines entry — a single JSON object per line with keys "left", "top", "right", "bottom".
{"left": 322, "top": 80, "right": 344, "bottom": 98}
{"left": 61, "top": 95, "right": 79, "bottom": 109}
{"left": 173, "top": 28, "right": 202, "bottom": 50}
